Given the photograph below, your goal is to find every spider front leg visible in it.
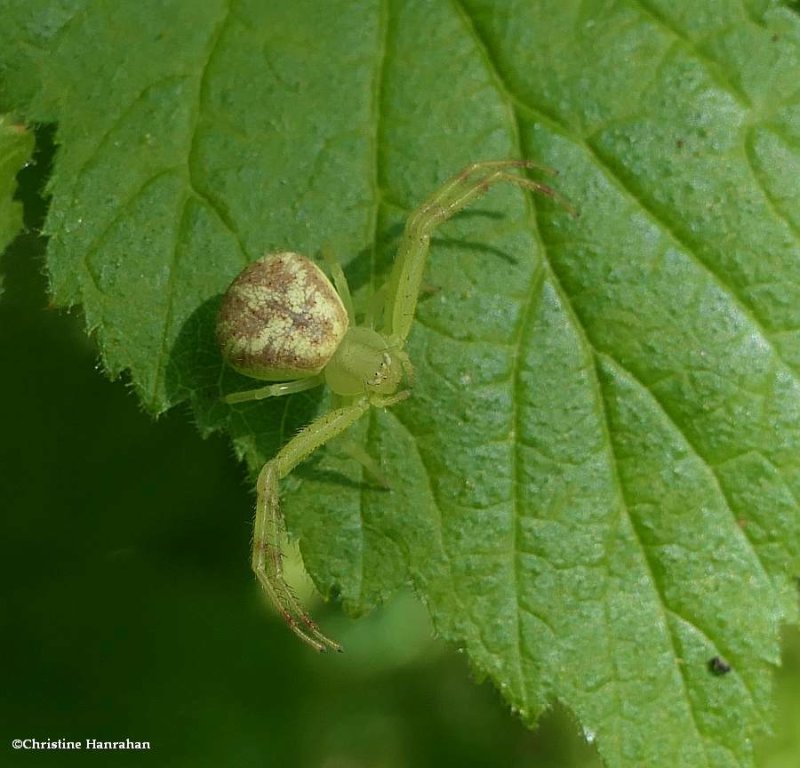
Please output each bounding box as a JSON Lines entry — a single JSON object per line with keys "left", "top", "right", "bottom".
{"left": 383, "top": 160, "right": 574, "bottom": 342}
{"left": 252, "top": 398, "right": 371, "bottom": 652}
{"left": 224, "top": 375, "right": 325, "bottom": 404}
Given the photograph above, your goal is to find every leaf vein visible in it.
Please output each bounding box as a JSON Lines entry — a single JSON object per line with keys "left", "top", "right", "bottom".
{"left": 592, "top": 351, "right": 713, "bottom": 767}
{"left": 186, "top": 1, "right": 248, "bottom": 264}
{"left": 450, "top": 0, "right": 538, "bottom": 709}
{"left": 67, "top": 73, "right": 192, "bottom": 218}
{"left": 450, "top": 5, "right": 800, "bottom": 383}
{"left": 743, "top": 124, "right": 800, "bottom": 247}
{"left": 598, "top": 350, "right": 786, "bottom": 588}
{"left": 150, "top": 0, "right": 238, "bottom": 405}
{"left": 628, "top": 0, "right": 751, "bottom": 107}
{"left": 666, "top": 608, "right": 764, "bottom": 728}
{"left": 583, "top": 131, "right": 800, "bottom": 379}
{"left": 367, "top": 0, "right": 390, "bottom": 293}
{"left": 80, "top": 167, "right": 183, "bottom": 296}
{"left": 384, "top": 410, "right": 463, "bottom": 638}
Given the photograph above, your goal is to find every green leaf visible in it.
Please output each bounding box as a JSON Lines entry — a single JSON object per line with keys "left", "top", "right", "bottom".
{"left": 3, "top": 1, "right": 800, "bottom": 766}
{"left": 0, "top": 116, "right": 33, "bottom": 286}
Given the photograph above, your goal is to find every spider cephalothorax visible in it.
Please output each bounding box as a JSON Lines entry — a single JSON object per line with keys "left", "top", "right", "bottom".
{"left": 217, "top": 160, "right": 572, "bottom": 651}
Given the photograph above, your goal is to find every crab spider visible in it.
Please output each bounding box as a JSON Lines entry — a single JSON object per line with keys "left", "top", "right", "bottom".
{"left": 216, "top": 159, "right": 572, "bottom": 651}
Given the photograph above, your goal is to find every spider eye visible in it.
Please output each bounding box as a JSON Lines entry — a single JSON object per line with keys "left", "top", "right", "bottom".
{"left": 368, "top": 353, "right": 392, "bottom": 387}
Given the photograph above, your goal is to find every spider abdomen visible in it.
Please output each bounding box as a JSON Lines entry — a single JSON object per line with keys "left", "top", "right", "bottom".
{"left": 216, "top": 252, "right": 349, "bottom": 381}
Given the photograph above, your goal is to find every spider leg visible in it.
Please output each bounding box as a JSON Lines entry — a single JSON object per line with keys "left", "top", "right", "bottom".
{"left": 411, "top": 169, "right": 574, "bottom": 235}
{"left": 338, "top": 440, "right": 390, "bottom": 489}
{"left": 490, "top": 171, "right": 577, "bottom": 218}
{"left": 252, "top": 399, "right": 371, "bottom": 652}
{"left": 254, "top": 462, "right": 340, "bottom": 652}
{"left": 394, "top": 349, "right": 415, "bottom": 388}
{"left": 422, "top": 160, "right": 557, "bottom": 210}
{"left": 321, "top": 244, "right": 356, "bottom": 323}
{"left": 384, "top": 161, "right": 572, "bottom": 342}
{"left": 364, "top": 282, "right": 388, "bottom": 328}
{"left": 224, "top": 375, "right": 325, "bottom": 404}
